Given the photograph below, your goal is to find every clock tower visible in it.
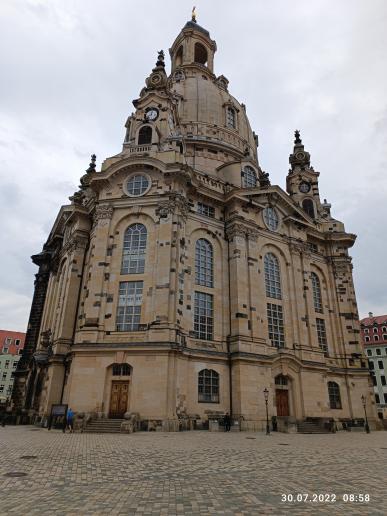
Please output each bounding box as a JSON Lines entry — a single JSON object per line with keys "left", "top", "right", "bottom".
{"left": 286, "top": 130, "right": 325, "bottom": 220}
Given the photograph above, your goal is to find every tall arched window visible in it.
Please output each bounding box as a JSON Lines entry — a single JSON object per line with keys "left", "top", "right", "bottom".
{"left": 242, "top": 166, "right": 257, "bottom": 188}
{"left": 194, "top": 42, "right": 208, "bottom": 65}
{"left": 121, "top": 224, "right": 147, "bottom": 274}
{"left": 195, "top": 238, "right": 213, "bottom": 287}
{"left": 138, "top": 126, "right": 152, "bottom": 145}
{"left": 328, "top": 381, "right": 342, "bottom": 409}
{"left": 198, "top": 369, "right": 219, "bottom": 403}
{"left": 264, "top": 253, "right": 282, "bottom": 299}
{"left": 311, "top": 272, "right": 323, "bottom": 313}
{"left": 226, "top": 107, "right": 236, "bottom": 129}
{"left": 302, "top": 198, "right": 315, "bottom": 218}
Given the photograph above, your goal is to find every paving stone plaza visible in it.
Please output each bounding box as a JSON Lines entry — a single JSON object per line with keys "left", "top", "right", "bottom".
{"left": 0, "top": 426, "right": 386, "bottom": 515}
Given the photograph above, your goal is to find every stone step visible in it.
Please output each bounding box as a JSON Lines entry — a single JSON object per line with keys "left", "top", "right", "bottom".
{"left": 84, "top": 419, "right": 125, "bottom": 434}
{"left": 297, "top": 422, "right": 331, "bottom": 434}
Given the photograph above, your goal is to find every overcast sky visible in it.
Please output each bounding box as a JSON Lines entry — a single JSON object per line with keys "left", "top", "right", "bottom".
{"left": 0, "top": 0, "right": 386, "bottom": 331}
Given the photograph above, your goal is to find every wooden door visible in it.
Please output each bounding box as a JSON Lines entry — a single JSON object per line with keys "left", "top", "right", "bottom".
{"left": 109, "top": 381, "right": 129, "bottom": 418}
{"left": 276, "top": 389, "right": 289, "bottom": 417}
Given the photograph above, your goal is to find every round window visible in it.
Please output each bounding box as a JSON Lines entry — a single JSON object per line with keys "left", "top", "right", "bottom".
{"left": 126, "top": 174, "right": 150, "bottom": 197}
{"left": 263, "top": 207, "right": 279, "bottom": 231}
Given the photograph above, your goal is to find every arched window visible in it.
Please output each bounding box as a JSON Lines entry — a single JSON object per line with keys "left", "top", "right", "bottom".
{"left": 194, "top": 43, "right": 208, "bottom": 65}
{"left": 328, "top": 381, "right": 342, "bottom": 409}
{"left": 242, "top": 166, "right": 257, "bottom": 188}
{"left": 226, "top": 107, "right": 236, "bottom": 129}
{"left": 198, "top": 369, "right": 219, "bottom": 403}
{"left": 121, "top": 224, "right": 147, "bottom": 274}
{"left": 275, "top": 374, "right": 288, "bottom": 386}
{"left": 302, "top": 198, "right": 315, "bottom": 218}
{"left": 311, "top": 272, "right": 323, "bottom": 313}
{"left": 195, "top": 239, "right": 213, "bottom": 287}
{"left": 264, "top": 253, "right": 282, "bottom": 299}
{"left": 112, "top": 363, "right": 131, "bottom": 376}
{"left": 138, "top": 126, "right": 152, "bottom": 145}
{"left": 175, "top": 46, "right": 183, "bottom": 67}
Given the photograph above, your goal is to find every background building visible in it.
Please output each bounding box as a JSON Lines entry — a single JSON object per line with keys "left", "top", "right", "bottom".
{"left": 0, "top": 330, "right": 25, "bottom": 404}
{"left": 13, "top": 17, "right": 378, "bottom": 431}
{"left": 360, "top": 313, "right": 387, "bottom": 420}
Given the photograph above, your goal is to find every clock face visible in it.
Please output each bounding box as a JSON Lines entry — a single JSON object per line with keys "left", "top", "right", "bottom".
{"left": 299, "top": 181, "right": 311, "bottom": 193}
{"left": 146, "top": 108, "right": 158, "bottom": 121}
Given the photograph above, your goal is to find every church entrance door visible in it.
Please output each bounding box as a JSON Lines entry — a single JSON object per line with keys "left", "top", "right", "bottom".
{"left": 276, "top": 389, "right": 289, "bottom": 417}
{"left": 109, "top": 381, "right": 129, "bottom": 418}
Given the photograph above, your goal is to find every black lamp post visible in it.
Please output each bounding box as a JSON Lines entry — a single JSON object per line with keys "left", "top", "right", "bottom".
{"left": 263, "top": 388, "right": 270, "bottom": 435}
{"left": 361, "top": 395, "right": 370, "bottom": 434}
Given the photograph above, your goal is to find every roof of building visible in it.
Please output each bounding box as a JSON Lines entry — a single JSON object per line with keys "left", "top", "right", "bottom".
{"left": 360, "top": 315, "right": 387, "bottom": 327}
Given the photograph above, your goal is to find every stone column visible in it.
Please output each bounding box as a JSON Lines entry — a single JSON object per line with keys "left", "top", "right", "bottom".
{"left": 12, "top": 249, "right": 52, "bottom": 414}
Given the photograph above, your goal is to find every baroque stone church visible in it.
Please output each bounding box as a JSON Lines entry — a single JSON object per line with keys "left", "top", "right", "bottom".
{"left": 13, "top": 16, "right": 377, "bottom": 431}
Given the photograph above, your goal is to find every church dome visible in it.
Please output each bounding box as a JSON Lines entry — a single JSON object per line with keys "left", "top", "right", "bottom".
{"left": 168, "top": 20, "right": 258, "bottom": 164}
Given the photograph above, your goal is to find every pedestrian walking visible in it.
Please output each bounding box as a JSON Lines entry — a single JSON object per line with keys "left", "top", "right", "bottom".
{"left": 66, "top": 407, "right": 74, "bottom": 433}
{"left": 223, "top": 412, "right": 231, "bottom": 432}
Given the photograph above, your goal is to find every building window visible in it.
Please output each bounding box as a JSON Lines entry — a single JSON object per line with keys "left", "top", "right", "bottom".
{"left": 373, "top": 327, "right": 378, "bottom": 334}
{"left": 126, "top": 174, "right": 150, "bottom": 197}
{"left": 138, "top": 125, "right": 152, "bottom": 145}
{"left": 194, "top": 42, "right": 208, "bottom": 65}
{"left": 311, "top": 272, "right": 323, "bottom": 313}
{"left": 316, "top": 318, "right": 328, "bottom": 352}
{"left": 198, "top": 369, "right": 219, "bottom": 403}
{"left": 116, "top": 281, "right": 143, "bottom": 332}
{"left": 366, "top": 349, "right": 372, "bottom": 356}
{"left": 242, "top": 166, "right": 257, "bottom": 188}
{"left": 267, "top": 303, "right": 285, "bottom": 348}
{"left": 328, "top": 381, "right": 342, "bottom": 409}
{"left": 378, "top": 360, "right": 384, "bottom": 369}
{"left": 365, "top": 336, "right": 370, "bottom": 342}
{"left": 374, "top": 335, "right": 379, "bottom": 342}
{"left": 275, "top": 374, "right": 288, "bottom": 386}
{"left": 371, "top": 373, "right": 377, "bottom": 386}
{"left": 383, "top": 334, "right": 387, "bottom": 341}
{"left": 0, "top": 385, "right": 4, "bottom": 393}
{"left": 364, "top": 328, "right": 369, "bottom": 334}
{"left": 226, "top": 107, "right": 236, "bottom": 129}
{"left": 376, "top": 348, "right": 381, "bottom": 355}
{"left": 302, "top": 198, "right": 315, "bottom": 218}
{"left": 381, "top": 375, "right": 386, "bottom": 386}
{"left": 121, "top": 224, "right": 147, "bottom": 274}
{"left": 195, "top": 239, "right": 213, "bottom": 288}
{"left": 263, "top": 207, "right": 279, "bottom": 231}
{"left": 384, "top": 393, "right": 387, "bottom": 404}
{"left": 112, "top": 363, "right": 131, "bottom": 376}
{"left": 2, "top": 373, "right": 6, "bottom": 380}
{"left": 264, "top": 253, "right": 282, "bottom": 299}
{"left": 4, "top": 360, "right": 9, "bottom": 369}
{"left": 15, "top": 339, "right": 20, "bottom": 346}
{"left": 194, "top": 292, "right": 213, "bottom": 340}
{"left": 375, "top": 393, "right": 380, "bottom": 403}
{"left": 368, "top": 360, "right": 374, "bottom": 370}
{"left": 382, "top": 326, "right": 387, "bottom": 333}
{"left": 197, "top": 202, "right": 215, "bottom": 218}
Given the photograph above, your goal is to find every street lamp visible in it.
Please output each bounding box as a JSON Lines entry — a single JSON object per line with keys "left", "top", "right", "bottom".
{"left": 263, "top": 388, "right": 270, "bottom": 435}
{"left": 361, "top": 395, "right": 370, "bottom": 434}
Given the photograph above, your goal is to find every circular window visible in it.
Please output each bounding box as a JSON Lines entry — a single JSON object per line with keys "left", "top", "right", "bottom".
{"left": 263, "top": 207, "right": 279, "bottom": 231}
{"left": 126, "top": 174, "right": 150, "bottom": 197}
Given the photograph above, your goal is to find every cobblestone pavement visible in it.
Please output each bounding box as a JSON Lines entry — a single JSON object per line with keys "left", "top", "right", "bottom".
{"left": 0, "top": 426, "right": 386, "bottom": 515}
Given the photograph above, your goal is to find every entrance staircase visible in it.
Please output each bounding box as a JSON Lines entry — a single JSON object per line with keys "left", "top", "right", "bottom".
{"left": 297, "top": 420, "right": 331, "bottom": 434}
{"left": 84, "top": 419, "right": 125, "bottom": 434}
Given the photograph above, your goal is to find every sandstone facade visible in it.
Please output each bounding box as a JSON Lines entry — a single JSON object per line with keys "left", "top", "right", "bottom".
{"left": 13, "top": 18, "right": 378, "bottom": 431}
